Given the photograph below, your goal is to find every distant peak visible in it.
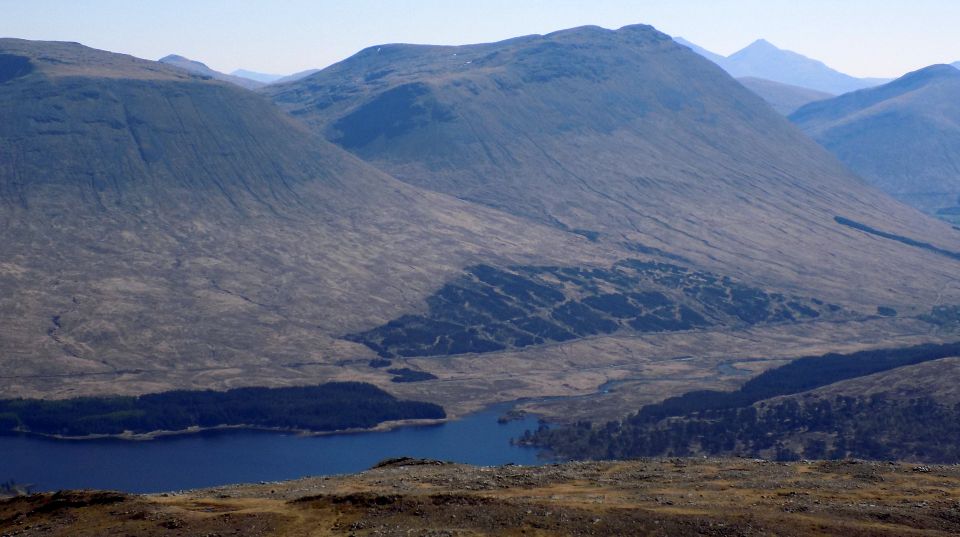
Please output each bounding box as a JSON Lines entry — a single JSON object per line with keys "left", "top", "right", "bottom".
{"left": 744, "top": 38, "right": 779, "bottom": 50}
{"left": 159, "top": 54, "right": 189, "bottom": 62}
{"left": 921, "top": 63, "right": 960, "bottom": 75}
{"left": 896, "top": 63, "right": 960, "bottom": 84}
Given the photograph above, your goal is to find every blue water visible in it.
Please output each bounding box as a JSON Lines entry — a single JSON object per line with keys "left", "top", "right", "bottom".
{"left": 0, "top": 404, "right": 544, "bottom": 493}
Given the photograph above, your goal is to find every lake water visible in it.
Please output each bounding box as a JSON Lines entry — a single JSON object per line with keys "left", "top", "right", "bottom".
{"left": 0, "top": 404, "right": 544, "bottom": 493}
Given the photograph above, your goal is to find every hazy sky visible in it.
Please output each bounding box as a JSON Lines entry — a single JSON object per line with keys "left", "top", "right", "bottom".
{"left": 2, "top": 0, "right": 958, "bottom": 78}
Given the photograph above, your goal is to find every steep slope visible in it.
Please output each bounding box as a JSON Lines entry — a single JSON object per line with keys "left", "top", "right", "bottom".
{"left": 737, "top": 76, "right": 833, "bottom": 115}
{"left": 0, "top": 38, "right": 610, "bottom": 398}
{"left": 159, "top": 54, "right": 265, "bottom": 90}
{"left": 676, "top": 37, "right": 887, "bottom": 94}
{"left": 265, "top": 25, "right": 960, "bottom": 311}
{"left": 791, "top": 65, "right": 960, "bottom": 218}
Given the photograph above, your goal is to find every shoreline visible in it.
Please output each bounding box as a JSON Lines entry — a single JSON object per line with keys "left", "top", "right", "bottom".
{"left": 6, "top": 416, "right": 452, "bottom": 442}
{"left": 2, "top": 400, "right": 535, "bottom": 442}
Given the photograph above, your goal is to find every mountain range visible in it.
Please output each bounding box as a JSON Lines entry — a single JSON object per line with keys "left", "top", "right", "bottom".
{"left": 791, "top": 64, "right": 960, "bottom": 220}
{"left": 265, "top": 25, "right": 958, "bottom": 309}
{"left": 675, "top": 37, "right": 889, "bottom": 94}
{"left": 2, "top": 26, "right": 959, "bottom": 419}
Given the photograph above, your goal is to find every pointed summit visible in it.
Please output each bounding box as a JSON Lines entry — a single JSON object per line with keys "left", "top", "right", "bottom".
{"left": 677, "top": 37, "right": 887, "bottom": 94}
{"left": 741, "top": 38, "right": 778, "bottom": 51}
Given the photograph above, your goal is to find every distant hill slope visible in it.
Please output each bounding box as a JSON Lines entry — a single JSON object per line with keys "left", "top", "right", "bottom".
{"left": 159, "top": 54, "right": 265, "bottom": 90}
{"left": 784, "top": 356, "right": 960, "bottom": 404}
{"left": 265, "top": 24, "right": 960, "bottom": 310}
{"left": 675, "top": 37, "right": 888, "bottom": 94}
{"left": 0, "top": 38, "right": 609, "bottom": 398}
{"left": 230, "top": 68, "right": 283, "bottom": 84}
{"left": 273, "top": 68, "right": 321, "bottom": 84}
{"left": 737, "top": 76, "right": 833, "bottom": 115}
{"left": 791, "top": 64, "right": 960, "bottom": 219}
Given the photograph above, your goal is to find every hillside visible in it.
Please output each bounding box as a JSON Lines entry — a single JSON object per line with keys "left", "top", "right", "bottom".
{"left": 5, "top": 459, "right": 960, "bottom": 536}
{"left": 158, "top": 54, "right": 265, "bottom": 89}
{"left": 526, "top": 343, "right": 960, "bottom": 462}
{"left": 4, "top": 32, "right": 960, "bottom": 424}
{"left": 0, "top": 38, "right": 612, "bottom": 400}
{"left": 738, "top": 76, "right": 833, "bottom": 115}
{"left": 791, "top": 64, "right": 960, "bottom": 219}
{"left": 265, "top": 24, "right": 960, "bottom": 312}
{"left": 676, "top": 37, "right": 888, "bottom": 94}
{"left": 784, "top": 356, "right": 960, "bottom": 404}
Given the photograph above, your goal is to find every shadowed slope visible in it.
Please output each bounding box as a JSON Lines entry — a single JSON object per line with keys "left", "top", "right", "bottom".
{"left": 792, "top": 65, "right": 960, "bottom": 219}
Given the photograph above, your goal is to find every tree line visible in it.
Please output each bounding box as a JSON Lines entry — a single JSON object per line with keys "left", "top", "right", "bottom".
{"left": 0, "top": 382, "right": 445, "bottom": 437}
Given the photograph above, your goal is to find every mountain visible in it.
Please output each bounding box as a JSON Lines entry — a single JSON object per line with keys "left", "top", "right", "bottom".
{"left": 737, "top": 76, "right": 833, "bottom": 115}
{"left": 675, "top": 37, "right": 888, "bottom": 94}
{"left": 158, "top": 54, "right": 265, "bottom": 90}
{"left": 230, "top": 68, "right": 283, "bottom": 84}
{"left": 790, "top": 64, "right": 960, "bottom": 219}
{"left": 265, "top": 24, "right": 960, "bottom": 312}
{"left": 0, "top": 38, "right": 606, "bottom": 399}
{"left": 4, "top": 30, "right": 960, "bottom": 418}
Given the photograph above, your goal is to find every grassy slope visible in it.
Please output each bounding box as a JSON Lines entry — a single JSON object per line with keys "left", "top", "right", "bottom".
{"left": 265, "top": 25, "right": 960, "bottom": 310}
{"left": 5, "top": 459, "right": 960, "bottom": 536}
{"left": 0, "top": 39, "right": 612, "bottom": 399}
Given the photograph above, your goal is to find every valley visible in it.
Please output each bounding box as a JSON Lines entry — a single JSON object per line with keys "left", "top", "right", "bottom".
{"left": 3, "top": 10, "right": 960, "bottom": 533}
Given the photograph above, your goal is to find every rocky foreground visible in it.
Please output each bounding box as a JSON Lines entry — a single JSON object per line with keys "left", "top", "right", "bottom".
{"left": 3, "top": 458, "right": 960, "bottom": 536}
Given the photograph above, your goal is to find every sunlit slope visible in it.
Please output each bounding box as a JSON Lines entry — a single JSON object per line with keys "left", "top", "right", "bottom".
{"left": 0, "top": 38, "right": 608, "bottom": 397}
{"left": 265, "top": 25, "right": 960, "bottom": 308}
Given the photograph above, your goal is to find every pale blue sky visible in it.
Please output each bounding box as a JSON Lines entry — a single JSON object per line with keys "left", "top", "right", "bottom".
{"left": 1, "top": 0, "right": 957, "bottom": 78}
